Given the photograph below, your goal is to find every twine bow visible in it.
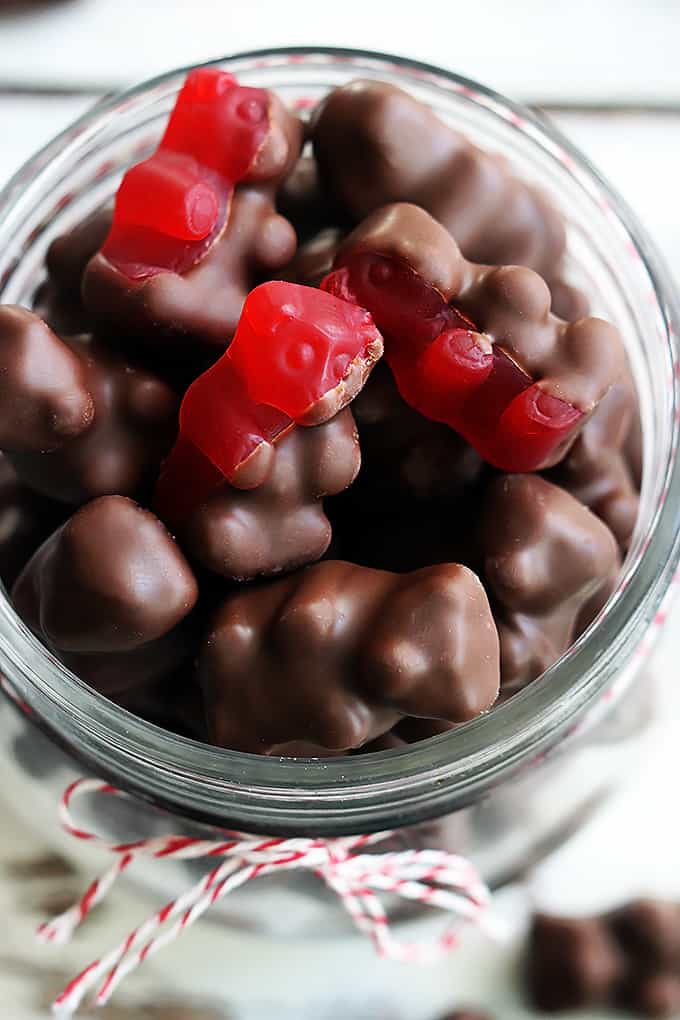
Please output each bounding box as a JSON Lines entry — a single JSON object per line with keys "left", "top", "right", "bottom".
{"left": 37, "top": 778, "right": 498, "bottom": 1015}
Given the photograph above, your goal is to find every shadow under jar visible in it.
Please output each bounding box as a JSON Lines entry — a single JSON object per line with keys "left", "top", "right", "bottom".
{"left": 0, "top": 48, "right": 678, "bottom": 940}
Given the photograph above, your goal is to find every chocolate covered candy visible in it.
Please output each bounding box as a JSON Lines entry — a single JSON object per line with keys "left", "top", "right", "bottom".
{"left": 528, "top": 913, "right": 624, "bottom": 1012}
{"left": 0, "top": 307, "right": 178, "bottom": 504}
{"left": 83, "top": 70, "right": 303, "bottom": 354}
{"left": 0, "top": 68, "right": 639, "bottom": 754}
{"left": 528, "top": 903, "right": 680, "bottom": 1018}
{"left": 13, "top": 496, "right": 198, "bottom": 695}
{"left": 154, "top": 280, "right": 382, "bottom": 526}
{"left": 181, "top": 407, "right": 360, "bottom": 580}
{"left": 312, "top": 80, "right": 566, "bottom": 278}
{"left": 624, "top": 973, "right": 680, "bottom": 1018}
{"left": 198, "top": 559, "right": 500, "bottom": 754}
{"left": 480, "top": 474, "right": 619, "bottom": 691}
{"left": 0, "top": 306, "right": 94, "bottom": 452}
{"left": 322, "top": 203, "right": 626, "bottom": 472}
{"left": 609, "top": 900, "right": 680, "bottom": 971}
{"left": 549, "top": 378, "right": 639, "bottom": 550}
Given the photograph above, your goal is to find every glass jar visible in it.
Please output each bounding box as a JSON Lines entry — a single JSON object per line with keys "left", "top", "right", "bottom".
{"left": 0, "top": 47, "right": 678, "bottom": 942}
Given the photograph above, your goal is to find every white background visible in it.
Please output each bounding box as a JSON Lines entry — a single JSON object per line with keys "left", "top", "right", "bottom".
{"left": 1, "top": 2, "right": 680, "bottom": 1018}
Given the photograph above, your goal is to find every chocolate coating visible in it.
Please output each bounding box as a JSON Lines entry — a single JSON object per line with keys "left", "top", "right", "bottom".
{"left": 623, "top": 973, "right": 680, "bottom": 1018}
{"left": 83, "top": 97, "right": 303, "bottom": 355}
{"left": 34, "top": 209, "right": 111, "bottom": 350}
{"left": 313, "top": 80, "right": 566, "bottom": 277}
{"left": 527, "top": 913, "right": 623, "bottom": 1012}
{"left": 46, "top": 207, "right": 113, "bottom": 296}
{"left": 528, "top": 903, "right": 680, "bottom": 1018}
{"left": 481, "top": 474, "right": 619, "bottom": 690}
{"left": 335, "top": 203, "right": 626, "bottom": 456}
{"left": 0, "top": 309, "right": 178, "bottom": 504}
{"left": 0, "top": 306, "right": 94, "bottom": 452}
{"left": 549, "top": 277, "right": 591, "bottom": 321}
{"left": 13, "top": 496, "right": 199, "bottom": 695}
{"left": 198, "top": 559, "right": 500, "bottom": 754}
{"left": 609, "top": 900, "right": 680, "bottom": 971}
{"left": 549, "top": 378, "right": 640, "bottom": 550}
{"left": 181, "top": 408, "right": 361, "bottom": 580}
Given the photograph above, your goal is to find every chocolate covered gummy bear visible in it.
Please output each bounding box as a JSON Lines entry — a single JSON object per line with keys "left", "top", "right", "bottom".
{"left": 180, "top": 408, "right": 360, "bottom": 580}
{"left": 529, "top": 902, "right": 680, "bottom": 1018}
{"left": 13, "top": 496, "right": 198, "bottom": 696}
{"left": 480, "top": 474, "right": 619, "bottom": 690}
{"left": 313, "top": 80, "right": 566, "bottom": 279}
{"left": 83, "top": 68, "right": 303, "bottom": 355}
{"left": 322, "top": 203, "right": 626, "bottom": 473}
{"left": 0, "top": 306, "right": 178, "bottom": 505}
{"left": 198, "top": 559, "right": 499, "bottom": 754}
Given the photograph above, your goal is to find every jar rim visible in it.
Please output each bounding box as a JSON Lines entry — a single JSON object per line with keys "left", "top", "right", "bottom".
{"left": 0, "top": 46, "right": 679, "bottom": 836}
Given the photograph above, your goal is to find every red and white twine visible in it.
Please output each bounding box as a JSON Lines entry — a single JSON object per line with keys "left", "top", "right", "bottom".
{"left": 10, "top": 564, "right": 676, "bottom": 1015}
{"left": 38, "top": 778, "right": 498, "bottom": 1016}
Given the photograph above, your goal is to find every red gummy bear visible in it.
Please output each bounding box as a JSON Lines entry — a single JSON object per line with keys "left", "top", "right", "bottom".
{"left": 101, "top": 68, "right": 270, "bottom": 280}
{"left": 154, "top": 280, "right": 383, "bottom": 523}
{"left": 323, "top": 256, "right": 580, "bottom": 473}
{"left": 320, "top": 204, "right": 624, "bottom": 473}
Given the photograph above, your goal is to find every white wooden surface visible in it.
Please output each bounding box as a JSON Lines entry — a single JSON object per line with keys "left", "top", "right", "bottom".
{"left": 1, "top": 3, "right": 680, "bottom": 1018}
{"left": 0, "top": 0, "right": 679, "bottom": 104}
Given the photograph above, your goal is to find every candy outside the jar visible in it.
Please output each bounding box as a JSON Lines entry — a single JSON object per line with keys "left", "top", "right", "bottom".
{"left": 528, "top": 902, "right": 680, "bottom": 1018}
{"left": 322, "top": 203, "right": 626, "bottom": 473}
{"left": 100, "top": 68, "right": 270, "bottom": 280}
{"left": 154, "top": 280, "right": 383, "bottom": 524}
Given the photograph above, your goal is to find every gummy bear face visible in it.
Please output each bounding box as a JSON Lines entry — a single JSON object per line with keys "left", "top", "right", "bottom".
{"left": 228, "top": 281, "right": 381, "bottom": 420}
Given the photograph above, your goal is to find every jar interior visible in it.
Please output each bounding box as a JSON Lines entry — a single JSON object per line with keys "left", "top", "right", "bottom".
{"left": 0, "top": 50, "right": 677, "bottom": 836}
